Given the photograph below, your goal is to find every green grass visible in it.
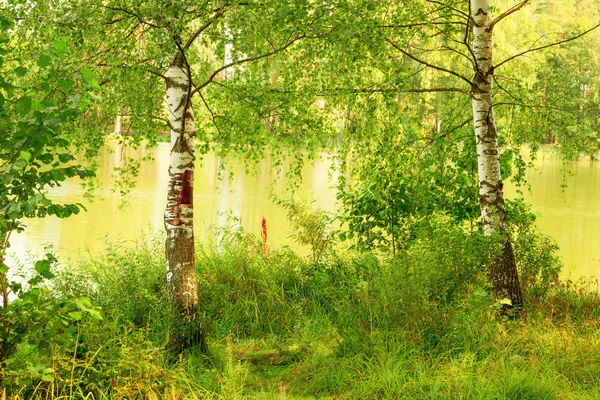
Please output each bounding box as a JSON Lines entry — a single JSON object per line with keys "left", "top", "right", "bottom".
{"left": 4, "top": 224, "right": 600, "bottom": 399}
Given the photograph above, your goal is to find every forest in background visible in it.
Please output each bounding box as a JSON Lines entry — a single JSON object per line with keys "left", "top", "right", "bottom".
{"left": 2, "top": 0, "right": 600, "bottom": 398}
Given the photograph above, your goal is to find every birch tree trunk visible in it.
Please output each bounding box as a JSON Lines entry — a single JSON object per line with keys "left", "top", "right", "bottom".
{"left": 164, "top": 52, "right": 206, "bottom": 351}
{"left": 471, "top": 0, "right": 524, "bottom": 308}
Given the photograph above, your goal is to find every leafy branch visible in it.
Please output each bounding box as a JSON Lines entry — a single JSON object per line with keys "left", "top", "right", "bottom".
{"left": 495, "top": 21, "right": 600, "bottom": 70}
{"left": 385, "top": 37, "right": 474, "bottom": 87}
{"left": 190, "top": 33, "right": 307, "bottom": 97}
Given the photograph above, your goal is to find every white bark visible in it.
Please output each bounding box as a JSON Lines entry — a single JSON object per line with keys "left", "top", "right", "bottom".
{"left": 113, "top": 114, "right": 122, "bottom": 135}
{"left": 471, "top": 0, "right": 523, "bottom": 307}
{"left": 164, "top": 56, "right": 198, "bottom": 310}
{"left": 471, "top": 0, "right": 505, "bottom": 234}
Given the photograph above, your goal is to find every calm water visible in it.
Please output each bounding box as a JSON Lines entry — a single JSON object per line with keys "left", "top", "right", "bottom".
{"left": 10, "top": 143, "right": 339, "bottom": 262}
{"left": 505, "top": 158, "right": 600, "bottom": 280}
{"left": 10, "top": 144, "right": 600, "bottom": 280}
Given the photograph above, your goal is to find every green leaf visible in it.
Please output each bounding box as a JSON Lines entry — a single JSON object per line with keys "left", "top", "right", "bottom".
{"left": 19, "top": 151, "right": 32, "bottom": 161}
{"left": 58, "top": 153, "right": 75, "bottom": 162}
{"left": 16, "top": 96, "right": 31, "bottom": 113}
{"left": 60, "top": 207, "right": 72, "bottom": 218}
{"left": 68, "top": 311, "right": 82, "bottom": 321}
{"left": 33, "top": 364, "right": 45, "bottom": 372}
{"left": 80, "top": 67, "right": 101, "bottom": 90}
{"left": 0, "top": 80, "right": 14, "bottom": 91}
{"left": 40, "top": 99, "right": 55, "bottom": 107}
{"left": 89, "top": 309, "right": 103, "bottom": 320}
{"left": 14, "top": 66, "right": 27, "bottom": 77}
{"left": 41, "top": 374, "right": 54, "bottom": 382}
{"left": 37, "top": 54, "right": 51, "bottom": 68}
{"left": 76, "top": 297, "right": 92, "bottom": 309}
{"left": 39, "top": 153, "right": 54, "bottom": 164}
{"left": 88, "top": 91, "right": 102, "bottom": 102}
{"left": 52, "top": 38, "right": 68, "bottom": 54}
{"left": 67, "top": 94, "right": 81, "bottom": 105}
{"left": 58, "top": 78, "right": 73, "bottom": 91}
{"left": 34, "top": 259, "right": 54, "bottom": 279}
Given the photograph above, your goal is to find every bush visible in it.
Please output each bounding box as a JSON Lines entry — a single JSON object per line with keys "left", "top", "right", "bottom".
{"left": 507, "top": 199, "right": 563, "bottom": 300}
{"left": 1, "top": 254, "right": 102, "bottom": 396}
{"left": 3, "top": 208, "right": 593, "bottom": 399}
{"left": 72, "top": 236, "right": 170, "bottom": 341}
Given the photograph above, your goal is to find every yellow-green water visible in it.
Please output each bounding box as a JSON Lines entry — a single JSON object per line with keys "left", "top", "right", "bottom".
{"left": 505, "top": 158, "right": 600, "bottom": 280}
{"left": 10, "top": 143, "right": 338, "bottom": 262}
{"left": 10, "top": 144, "right": 600, "bottom": 280}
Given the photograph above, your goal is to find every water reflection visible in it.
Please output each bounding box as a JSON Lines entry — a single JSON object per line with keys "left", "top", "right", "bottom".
{"left": 10, "top": 143, "right": 338, "bottom": 263}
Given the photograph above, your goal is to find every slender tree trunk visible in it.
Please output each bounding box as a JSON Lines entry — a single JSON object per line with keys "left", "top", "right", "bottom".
{"left": 113, "top": 114, "right": 122, "bottom": 135}
{"left": 471, "top": 0, "right": 524, "bottom": 308}
{"left": 164, "top": 52, "right": 206, "bottom": 352}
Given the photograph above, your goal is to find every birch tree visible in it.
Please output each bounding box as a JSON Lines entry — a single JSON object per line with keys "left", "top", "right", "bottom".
{"left": 470, "top": 0, "right": 523, "bottom": 307}
{"left": 163, "top": 51, "right": 202, "bottom": 350}
{"left": 324, "top": 0, "right": 599, "bottom": 309}
{"left": 66, "top": 0, "right": 333, "bottom": 352}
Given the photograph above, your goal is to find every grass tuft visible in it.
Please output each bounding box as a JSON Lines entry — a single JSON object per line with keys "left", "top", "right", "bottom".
{"left": 4, "top": 221, "right": 600, "bottom": 399}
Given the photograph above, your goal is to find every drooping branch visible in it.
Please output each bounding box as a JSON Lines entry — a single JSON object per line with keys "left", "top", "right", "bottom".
{"left": 190, "top": 34, "right": 306, "bottom": 97}
{"left": 492, "top": 76, "right": 581, "bottom": 131}
{"left": 495, "top": 22, "right": 600, "bottom": 70}
{"left": 405, "top": 117, "right": 472, "bottom": 148}
{"left": 409, "top": 44, "right": 474, "bottom": 67}
{"left": 198, "top": 90, "right": 224, "bottom": 139}
{"left": 386, "top": 37, "right": 473, "bottom": 87}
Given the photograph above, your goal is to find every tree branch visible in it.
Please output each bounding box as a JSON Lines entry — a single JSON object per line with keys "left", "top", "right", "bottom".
{"left": 464, "top": 0, "right": 478, "bottom": 72}
{"left": 197, "top": 90, "right": 224, "bottom": 139}
{"left": 382, "top": 21, "right": 466, "bottom": 29}
{"left": 190, "top": 34, "right": 306, "bottom": 97}
{"left": 99, "top": 5, "right": 161, "bottom": 28}
{"left": 425, "top": 0, "right": 470, "bottom": 19}
{"left": 406, "top": 117, "right": 472, "bottom": 148}
{"left": 495, "top": 22, "right": 600, "bottom": 70}
{"left": 316, "top": 86, "right": 472, "bottom": 97}
{"left": 491, "top": 0, "right": 530, "bottom": 29}
{"left": 385, "top": 37, "right": 473, "bottom": 87}
{"left": 183, "top": 4, "right": 229, "bottom": 50}
{"left": 493, "top": 101, "right": 600, "bottom": 112}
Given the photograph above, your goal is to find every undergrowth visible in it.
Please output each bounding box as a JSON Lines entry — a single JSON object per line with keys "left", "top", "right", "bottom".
{"left": 3, "top": 213, "right": 600, "bottom": 399}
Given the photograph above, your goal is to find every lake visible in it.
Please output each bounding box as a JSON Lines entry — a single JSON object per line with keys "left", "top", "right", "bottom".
{"left": 9, "top": 143, "right": 600, "bottom": 281}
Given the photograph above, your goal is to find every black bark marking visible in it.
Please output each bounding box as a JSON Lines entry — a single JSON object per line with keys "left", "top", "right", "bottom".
{"left": 164, "top": 78, "right": 189, "bottom": 91}
{"left": 476, "top": 132, "right": 496, "bottom": 144}
{"left": 478, "top": 180, "right": 503, "bottom": 208}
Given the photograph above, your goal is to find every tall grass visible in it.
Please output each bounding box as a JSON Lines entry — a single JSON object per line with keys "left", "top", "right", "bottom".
{"left": 4, "top": 218, "right": 600, "bottom": 399}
